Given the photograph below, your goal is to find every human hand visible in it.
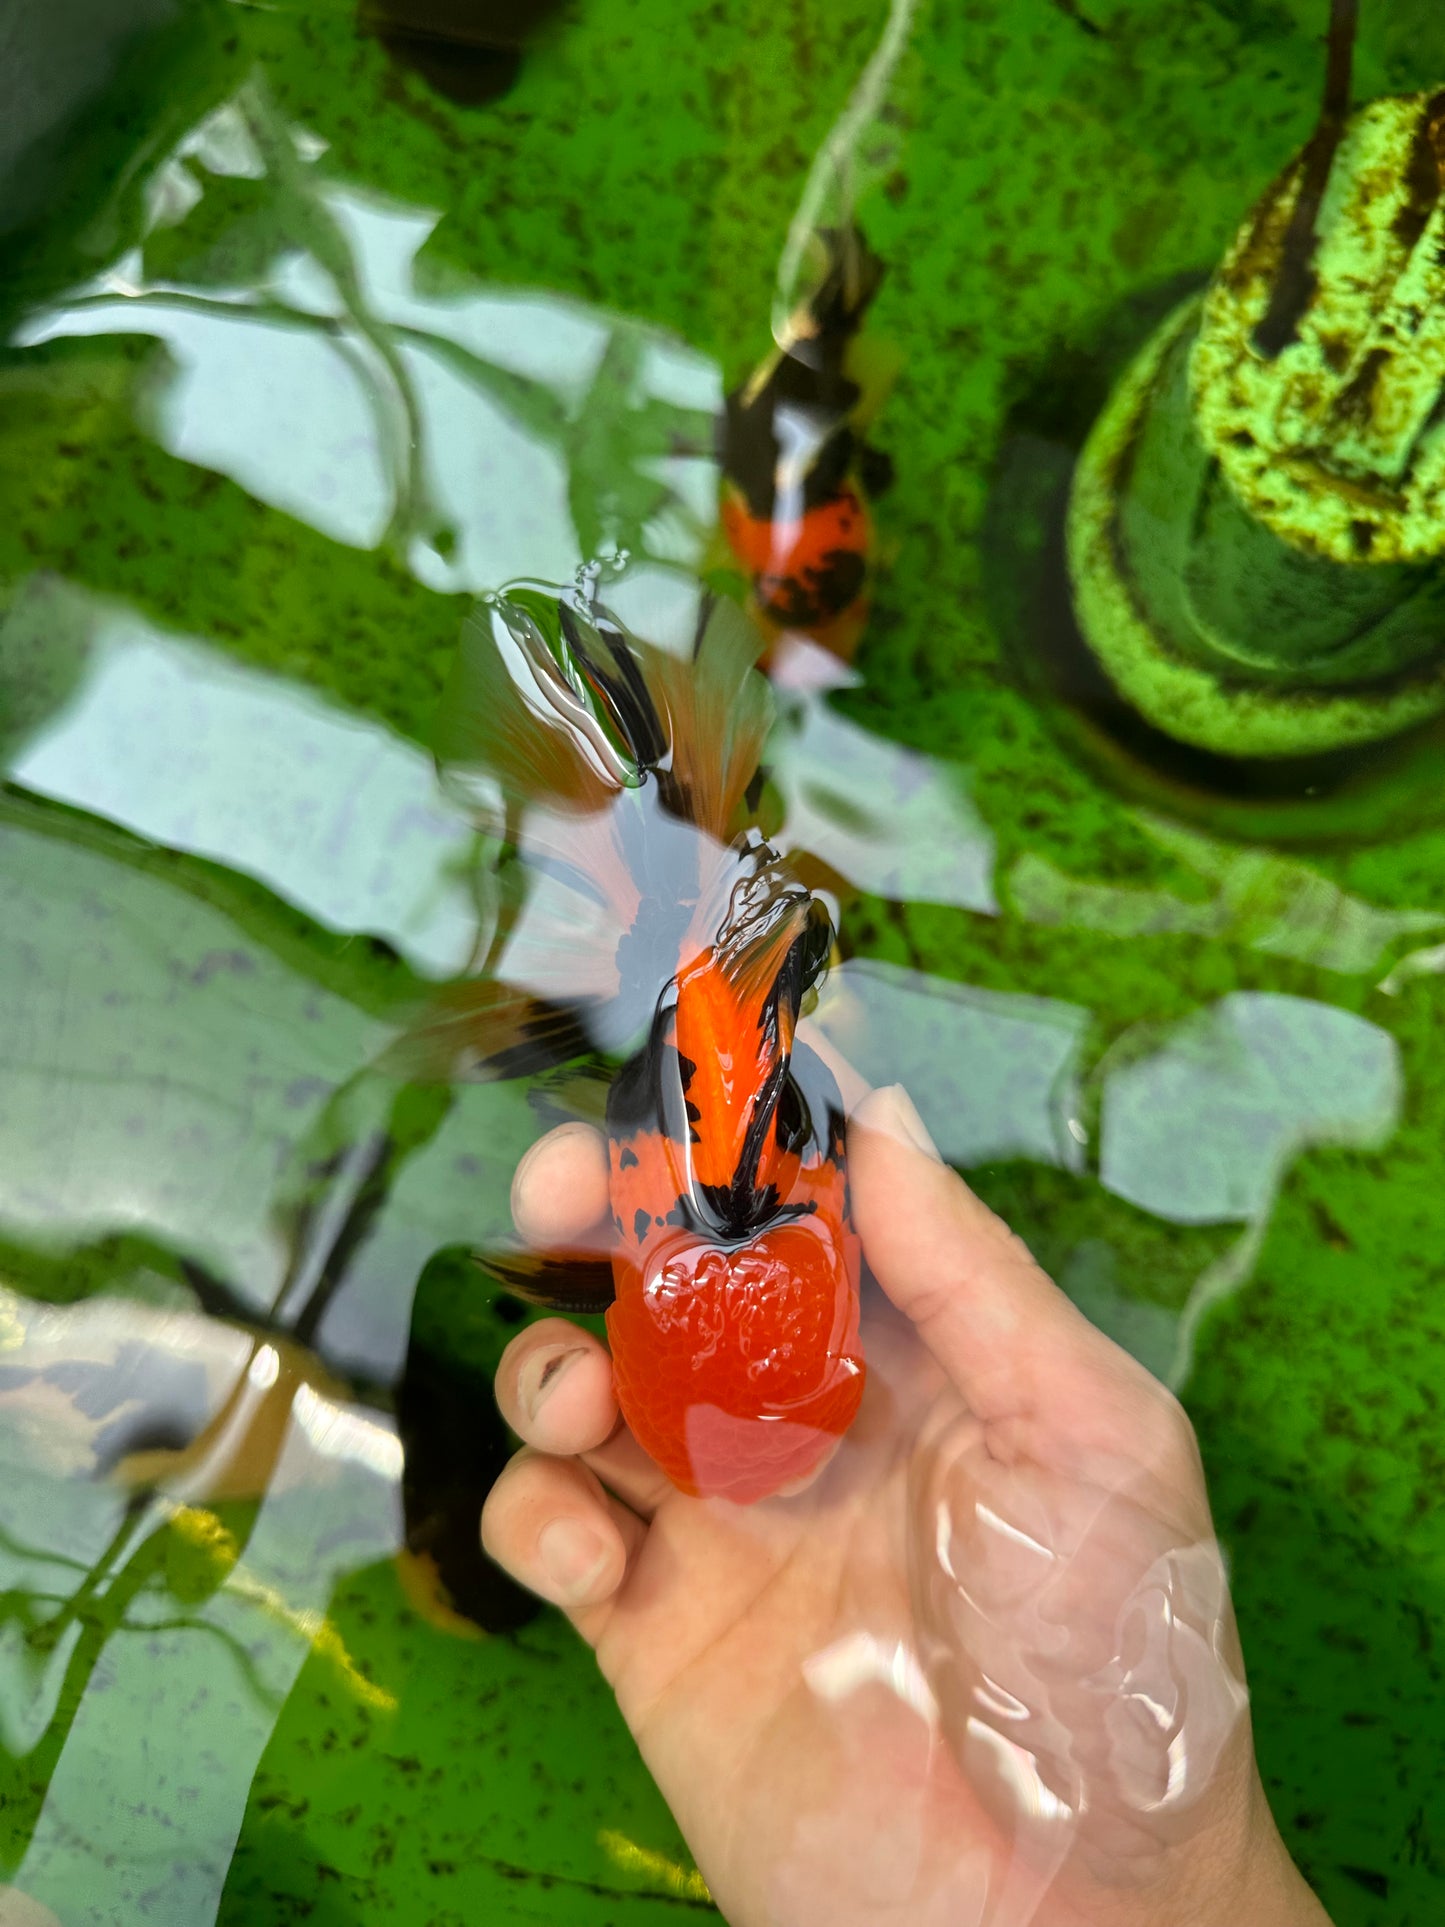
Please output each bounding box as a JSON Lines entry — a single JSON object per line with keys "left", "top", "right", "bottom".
{"left": 481, "top": 1084, "right": 1332, "bottom": 1927}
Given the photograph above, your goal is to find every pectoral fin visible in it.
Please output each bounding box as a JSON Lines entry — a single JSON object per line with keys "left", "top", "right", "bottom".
{"left": 478, "top": 1251, "right": 616, "bottom": 1315}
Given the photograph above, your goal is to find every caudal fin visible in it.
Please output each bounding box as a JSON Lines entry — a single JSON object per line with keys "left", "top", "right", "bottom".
{"left": 401, "top": 580, "right": 775, "bottom": 1082}
{"left": 436, "top": 580, "right": 773, "bottom": 844}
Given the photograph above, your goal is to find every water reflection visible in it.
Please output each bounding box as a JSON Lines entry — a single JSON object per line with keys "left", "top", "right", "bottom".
{"left": 1009, "top": 811, "right": 1443, "bottom": 977}
{"left": 1097, "top": 992, "right": 1401, "bottom": 1381}
{"left": 815, "top": 963, "right": 1402, "bottom": 1385}
{"left": 7, "top": 583, "right": 482, "bottom": 978}
{"left": 1, "top": 14, "right": 1443, "bottom": 1925}
{"left": 1098, "top": 995, "right": 1400, "bottom": 1230}
{"left": 0, "top": 1289, "right": 401, "bottom": 1927}
{"left": 771, "top": 695, "right": 998, "bottom": 914}
{"left": 16, "top": 91, "right": 718, "bottom": 590}
{"left": 815, "top": 961, "right": 1084, "bottom": 1172}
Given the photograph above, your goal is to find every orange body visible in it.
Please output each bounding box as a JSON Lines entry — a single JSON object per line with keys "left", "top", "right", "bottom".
{"left": 607, "top": 1216, "right": 863, "bottom": 1503}
{"left": 603, "top": 924, "right": 864, "bottom": 1502}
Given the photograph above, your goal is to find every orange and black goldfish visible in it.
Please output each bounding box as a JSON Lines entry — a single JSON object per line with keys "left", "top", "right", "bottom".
{"left": 417, "top": 583, "right": 865, "bottom": 1503}
{"left": 719, "top": 224, "right": 894, "bottom": 677}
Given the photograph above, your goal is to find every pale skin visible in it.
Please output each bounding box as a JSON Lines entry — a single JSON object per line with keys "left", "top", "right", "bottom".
{"left": 482, "top": 1083, "right": 1334, "bottom": 1927}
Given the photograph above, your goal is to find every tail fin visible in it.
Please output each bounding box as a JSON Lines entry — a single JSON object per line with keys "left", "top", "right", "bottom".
{"left": 399, "top": 581, "right": 775, "bottom": 1081}
{"left": 436, "top": 580, "right": 773, "bottom": 844}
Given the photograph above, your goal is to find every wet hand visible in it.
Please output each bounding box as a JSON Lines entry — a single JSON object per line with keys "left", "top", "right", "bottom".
{"left": 481, "top": 1089, "right": 1332, "bottom": 1927}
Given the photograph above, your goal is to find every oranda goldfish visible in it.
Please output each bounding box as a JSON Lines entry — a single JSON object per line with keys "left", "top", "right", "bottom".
{"left": 414, "top": 581, "right": 865, "bottom": 1503}
{"left": 719, "top": 223, "right": 894, "bottom": 677}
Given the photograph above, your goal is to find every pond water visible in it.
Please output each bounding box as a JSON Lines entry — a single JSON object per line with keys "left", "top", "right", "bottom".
{"left": 1, "top": 0, "right": 1443, "bottom": 1921}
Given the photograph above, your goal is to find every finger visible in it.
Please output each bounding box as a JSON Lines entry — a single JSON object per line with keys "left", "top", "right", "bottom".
{"left": 481, "top": 1448, "right": 645, "bottom": 1638}
{"left": 498, "top": 1321, "right": 618, "bottom": 1451}
{"left": 850, "top": 1083, "right": 1094, "bottom": 1413}
{"left": 582, "top": 1425, "right": 676, "bottom": 1520}
{"left": 849, "top": 1086, "right": 1204, "bottom": 1496}
{"left": 496, "top": 1320, "right": 672, "bottom": 1518}
{"left": 511, "top": 1122, "right": 611, "bottom": 1253}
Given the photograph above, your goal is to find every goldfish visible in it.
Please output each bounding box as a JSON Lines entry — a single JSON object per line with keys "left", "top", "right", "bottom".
{"left": 718, "top": 223, "right": 894, "bottom": 677}
{"left": 415, "top": 580, "right": 866, "bottom": 1502}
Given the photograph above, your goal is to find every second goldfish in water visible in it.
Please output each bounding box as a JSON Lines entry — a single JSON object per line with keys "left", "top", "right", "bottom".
{"left": 718, "top": 225, "right": 894, "bottom": 675}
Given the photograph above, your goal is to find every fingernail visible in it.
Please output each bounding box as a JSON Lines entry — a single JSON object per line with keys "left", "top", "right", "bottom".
{"left": 538, "top": 1518, "right": 612, "bottom": 1604}
{"left": 865, "top": 1085, "right": 941, "bottom": 1161}
{"left": 519, "top": 1345, "right": 586, "bottom": 1422}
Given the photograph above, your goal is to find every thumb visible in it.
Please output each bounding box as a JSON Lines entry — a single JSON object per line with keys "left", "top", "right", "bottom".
{"left": 848, "top": 1087, "right": 1201, "bottom": 1488}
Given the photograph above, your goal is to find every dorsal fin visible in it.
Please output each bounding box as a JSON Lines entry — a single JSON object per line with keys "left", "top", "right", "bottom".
{"left": 413, "top": 582, "right": 776, "bottom": 1088}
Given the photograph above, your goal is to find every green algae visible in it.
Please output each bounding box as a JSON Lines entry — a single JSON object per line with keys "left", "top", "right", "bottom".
{"left": 1064, "top": 72, "right": 1445, "bottom": 764}
{"left": 218, "top": 1563, "right": 709, "bottom": 1926}
{"left": 2, "top": 1, "right": 1445, "bottom": 1923}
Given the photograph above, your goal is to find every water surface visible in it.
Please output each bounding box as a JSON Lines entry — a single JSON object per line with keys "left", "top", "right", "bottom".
{"left": 1, "top": 1, "right": 1443, "bottom": 1920}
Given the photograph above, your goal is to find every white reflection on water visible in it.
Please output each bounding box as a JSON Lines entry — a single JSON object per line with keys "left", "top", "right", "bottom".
{"left": 0, "top": 777, "right": 538, "bottom": 1367}
{"left": 396, "top": 332, "right": 577, "bottom": 589}
{"left": 25, "top": 295, "right": 401, "bottom": 549}
{"left": 0, "top": 1284, "right": 404, "bottom": 1927}
{"left": 817, "top": 961, "right": 1402, "bottom": 1386}
{"left": 0, "top": 1279, "right": 410, "bottom": 1904}
{"left": 292, "top": 1378, "right": 404, "bottom": 1483}
{"left": 6, "top": 585, "right": 481, "bottom": 977}
{"left": 0, "top": 800, "right": 383, "bottom": 1303}
{"left": 315, "top": 189, "right": 617, "bottom": 401}
{"left": 1099, "top": 992, "right": 1401, "bottom": 1227}
{"left": 13, "top": 108, "right": 722, "bottom": 591}
{"left": 815, "top": 960, "right": 1088, "bottom": 1173}
{"left": 1010, "top": 809, "right": 1444, "bottom": 977}
{"left": 773, "top": 694, "right": 999, "bottom": 914}
{"left": 9, "top": 1356, "right": 402, "bottom": 1927}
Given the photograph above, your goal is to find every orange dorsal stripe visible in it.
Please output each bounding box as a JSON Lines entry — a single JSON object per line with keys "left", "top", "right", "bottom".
{"left": 671, "top": 945, "right": 796, "bottom": 1198}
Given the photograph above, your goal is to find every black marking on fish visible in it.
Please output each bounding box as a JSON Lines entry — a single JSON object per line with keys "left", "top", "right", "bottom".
{"left": 858, "top": 441, "right": 896, "bottom": 499}
{"left": 761, "top": 548, "right": 868, "bottom": 627}
{"left": 721, "top": 226, "right": 885, "bottom": 520}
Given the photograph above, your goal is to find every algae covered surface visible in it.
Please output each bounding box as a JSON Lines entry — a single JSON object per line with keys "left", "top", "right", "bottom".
{"left": 1, "top": 0, "right": 1444, "bottom": 1921}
